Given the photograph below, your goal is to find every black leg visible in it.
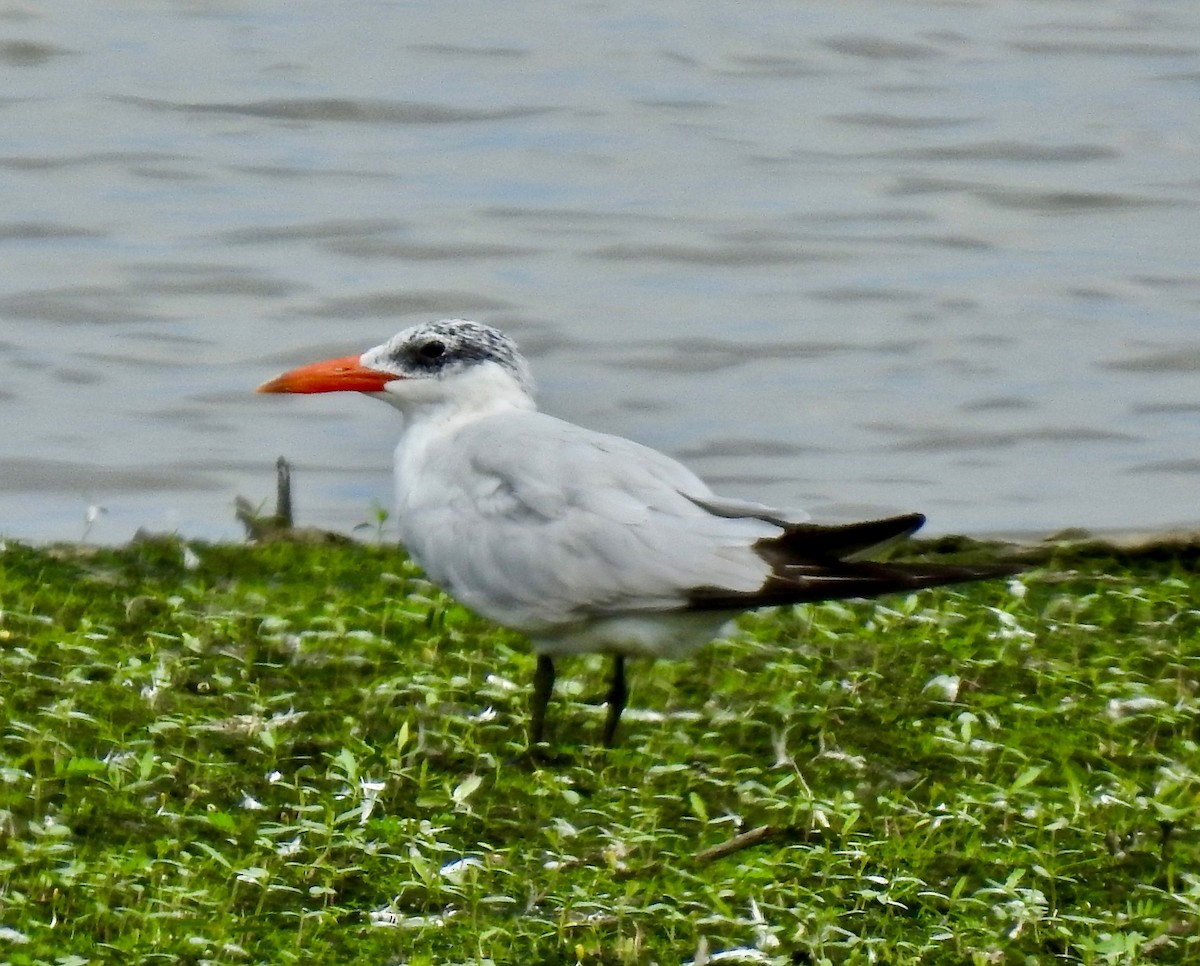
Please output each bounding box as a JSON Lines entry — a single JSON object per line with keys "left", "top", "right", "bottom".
{"left": 530, "top": 655, "right": 556, "bottom": 747}
{"left": 602, "top": 654, "right": 628, "bottom": 748}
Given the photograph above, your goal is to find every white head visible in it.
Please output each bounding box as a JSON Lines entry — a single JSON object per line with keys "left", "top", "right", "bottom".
{"left": 259, "top": 319, "right": 535, "bottom": 417}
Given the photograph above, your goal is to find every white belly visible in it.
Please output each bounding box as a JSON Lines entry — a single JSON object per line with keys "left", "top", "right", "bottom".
{"left": 532, "top": 611, "right": 736, "bottom": 660}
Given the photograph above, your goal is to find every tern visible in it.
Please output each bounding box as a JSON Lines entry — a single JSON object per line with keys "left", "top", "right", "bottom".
{"left": 259, "top": 319, "right": 1019, "bottom": 748}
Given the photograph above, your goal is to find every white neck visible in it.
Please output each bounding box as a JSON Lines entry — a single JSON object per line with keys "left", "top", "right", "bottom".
{"left": 376, "top": 360, "right": 537, "bottom": 432}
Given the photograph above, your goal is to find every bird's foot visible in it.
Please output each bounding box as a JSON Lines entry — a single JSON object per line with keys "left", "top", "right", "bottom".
{"left": 507, "top": 743, "right": 571, "bottom": 769}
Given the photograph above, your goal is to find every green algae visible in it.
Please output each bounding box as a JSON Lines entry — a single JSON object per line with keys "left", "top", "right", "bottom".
{"left": 0, "top": 535, "right": 1196, "bottom": 964}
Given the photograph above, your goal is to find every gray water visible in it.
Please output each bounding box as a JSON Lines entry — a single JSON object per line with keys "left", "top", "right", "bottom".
{"left": 1, "top": 1, "right": 1198, "bottom": 543}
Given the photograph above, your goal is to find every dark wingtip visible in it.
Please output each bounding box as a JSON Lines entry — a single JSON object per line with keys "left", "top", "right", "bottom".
{"left": 761, "top": 511, "right": 928, "bottom": 564}
{"left": 686, "top": 557, "right": 1022, "bottom": 611}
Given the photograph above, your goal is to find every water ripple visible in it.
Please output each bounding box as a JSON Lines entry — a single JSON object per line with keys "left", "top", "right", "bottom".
{"left": 0, "top": 41, "right": 73, "bottom": 66}
{"left": 115, "top": 96, "right": 555, "bottom": 125}
{"left": 291, "top": 290, "right": 510, "bottom": 321}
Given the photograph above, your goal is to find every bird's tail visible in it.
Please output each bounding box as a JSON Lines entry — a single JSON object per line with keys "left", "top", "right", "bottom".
{"left": 687, "top": 513, "right": 1022, "bottom": 610}
{"left": 760, "top": 511, "right": 926, "bottom": 562}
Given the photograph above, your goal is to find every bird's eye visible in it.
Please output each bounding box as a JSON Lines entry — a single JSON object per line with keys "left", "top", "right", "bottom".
{"left": 418, "top": 340, "right": 446, "bottom": 361}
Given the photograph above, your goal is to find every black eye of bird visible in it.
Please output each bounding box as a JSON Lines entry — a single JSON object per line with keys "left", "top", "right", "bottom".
{"left": 418, "top": 340, "right": 446, "bottom": 361}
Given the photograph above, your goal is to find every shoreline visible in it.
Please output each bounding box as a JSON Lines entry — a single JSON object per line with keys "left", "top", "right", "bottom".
{"left": 9, "top": 522, "right": 1200, "bottom": 568}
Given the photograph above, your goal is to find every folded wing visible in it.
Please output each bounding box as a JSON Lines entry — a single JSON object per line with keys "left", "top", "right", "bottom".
{"left": 398, "top": 411, "right": 1017, "bottom": 631}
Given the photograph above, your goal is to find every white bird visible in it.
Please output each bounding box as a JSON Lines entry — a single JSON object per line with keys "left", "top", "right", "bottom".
{"left": 259, "top": 319, "right": 1018, "bottom": 748}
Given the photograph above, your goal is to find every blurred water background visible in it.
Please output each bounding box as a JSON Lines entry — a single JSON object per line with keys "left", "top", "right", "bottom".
{"left": 1, "top": 0, "right": 1198, "bottom": 543}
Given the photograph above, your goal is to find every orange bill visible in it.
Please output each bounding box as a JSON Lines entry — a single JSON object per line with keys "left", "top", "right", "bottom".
{"left": 257, "top": 355, "right": 400, "bottom": 394}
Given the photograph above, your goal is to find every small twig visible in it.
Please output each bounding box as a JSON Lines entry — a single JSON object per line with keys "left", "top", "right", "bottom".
{"left": 694, "top": 824, "right": 781, "bottom": 864}
{"left": 235, "top": 458, "right": 350, "bottom": 544}
{"left": 275, "top": 456, "right": 294, "bottom": 529}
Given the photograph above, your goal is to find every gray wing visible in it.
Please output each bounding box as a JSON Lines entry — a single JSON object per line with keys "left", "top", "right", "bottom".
{"left": 393, "top": 410, "right": 784, "bottom": 631}
{"left": 394, "top": 411, "right": 1019, "bottom": 635}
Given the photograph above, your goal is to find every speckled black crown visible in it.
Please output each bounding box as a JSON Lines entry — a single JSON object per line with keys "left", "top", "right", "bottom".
{"left": 382, "top": 319, "right": 534, "bottom": 394}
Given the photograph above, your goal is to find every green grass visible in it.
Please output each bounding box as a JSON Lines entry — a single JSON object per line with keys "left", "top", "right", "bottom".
{"left": 0, "top": 536, "right": 1197, "bottom": 964}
